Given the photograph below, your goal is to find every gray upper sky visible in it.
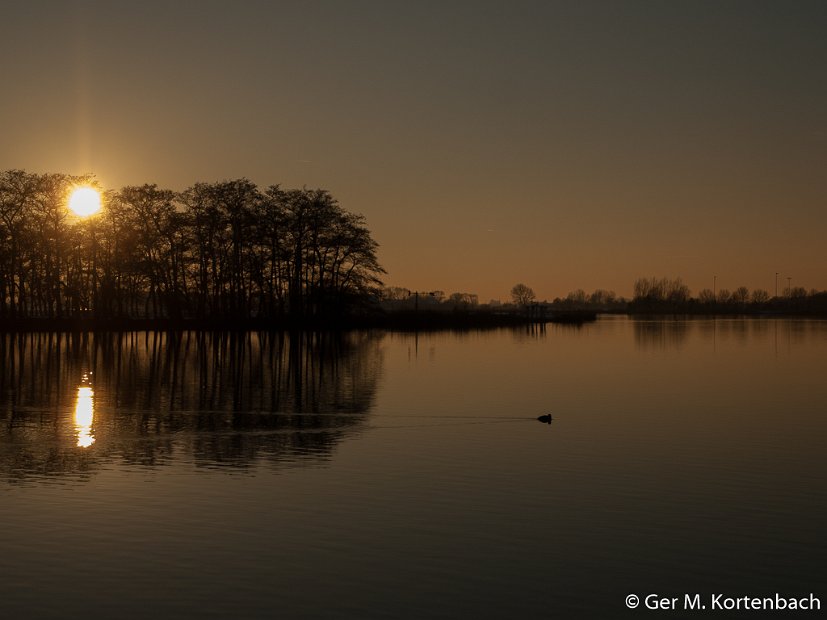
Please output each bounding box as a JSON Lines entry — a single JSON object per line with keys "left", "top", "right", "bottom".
{"left": 2, "top": 1, "right": 825, "bottom": 300}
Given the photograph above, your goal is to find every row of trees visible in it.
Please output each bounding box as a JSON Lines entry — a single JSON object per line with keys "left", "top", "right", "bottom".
{"left": 0, "top": 170, "right": 384, "bottom": 321}
{"left": 503, "top": 278, "right": 827, "bottom": 314}
{"left": 382, "top": 277, "right": 827, "bottom": 317}
{"left": 381, "top": 287, "right": 480, "bottom": 309}
{"left": 631, "top": 277, "right": 827, "bottom": 312}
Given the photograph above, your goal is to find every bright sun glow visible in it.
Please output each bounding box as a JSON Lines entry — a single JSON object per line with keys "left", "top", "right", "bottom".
{"left": 68, "top": 187, "right": 102, "bottom": 217}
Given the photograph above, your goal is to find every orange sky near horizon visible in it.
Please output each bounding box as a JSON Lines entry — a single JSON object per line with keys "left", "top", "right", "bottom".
{"left": 2, "top": 1, "right": 825, "bottom": 301}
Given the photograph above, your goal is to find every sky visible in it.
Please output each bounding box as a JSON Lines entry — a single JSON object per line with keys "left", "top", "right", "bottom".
{"left": 1, "top": 1, "right": 825, "bottom": 301}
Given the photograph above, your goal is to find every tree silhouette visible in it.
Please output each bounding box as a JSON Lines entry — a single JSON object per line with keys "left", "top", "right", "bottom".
{"left": 510, "top": 283, "right": 535, "bottom": 306}
{"left": 732, "top": 286, "right": 750, "bottom": 306}
{"left": 0, "top": 169, "right": 384, "bottom": 322}
{"left": 698, "top": 288, "right": 716, "bottom": 304}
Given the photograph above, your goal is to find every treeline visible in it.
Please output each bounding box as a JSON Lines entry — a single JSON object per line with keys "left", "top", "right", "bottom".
{"left": 539, "top": 277, "right": 827, "bottom": 314}
{"left": 549, "top": 288, "right": 626, "bottom": 312}
{"left": 381, "top": 287, "right": 480, "bottom": 308}
{"left": 548, "top": 278, "right": 827, "bottom": 314}
{"left": 629, "top": 276, "right": 827, "bottom": 313}
{"left": 0, "top": 170, "right": 384, "bottom": 322}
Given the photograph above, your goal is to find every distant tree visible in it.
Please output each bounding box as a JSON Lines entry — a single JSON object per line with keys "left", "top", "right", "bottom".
{"left": 633, "top": 276, "right": 688, "bottom": 304}
{"left": 633, "top": 277, "right": 658, "bottom": 301}
{"left": 698, "top": 288, "right": 716, "bottom": 304}
{"left": 510, "top": 283, "right": 535, "bottom": 306}
{"left": 732, "top": 286, "right": 750, "bottom": 305}
{"left": 448, "top": 292, "right": 478, "bottom": 307}
{"left": 589, "top": 289, "right": 616, "bottom": 306}
{"left": 750, "top": 289, "right": 769, "bottom": 304}
{"left": 382, "top": 286, "right": 410, "bottom": 301}
{"left": 791, "top": 287, "right": 807, "bottom": 298}
{"left": 665, "top": 278, "right": 690, "bottom": 304}
{"left": 566, "top": 289, "right": 587, "bottom": 305}
{"left": 717, "top": 289, "right": 732, "bottom": 304}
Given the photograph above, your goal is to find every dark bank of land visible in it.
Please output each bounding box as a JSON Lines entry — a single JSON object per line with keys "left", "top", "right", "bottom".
{"left": 0, "top": 309, "right": 599, "bottom": 333}
{"left": 4, "top": 304, "right": 827, "bottom": 334}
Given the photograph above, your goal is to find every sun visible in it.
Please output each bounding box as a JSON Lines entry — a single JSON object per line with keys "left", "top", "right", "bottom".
{"left": 68, "top": 187, "right": 102, "bottom": 217}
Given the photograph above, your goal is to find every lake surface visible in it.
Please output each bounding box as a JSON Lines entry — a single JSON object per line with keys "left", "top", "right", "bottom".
{"left": 1, "top": 318, "right": 825, "bottom": 618}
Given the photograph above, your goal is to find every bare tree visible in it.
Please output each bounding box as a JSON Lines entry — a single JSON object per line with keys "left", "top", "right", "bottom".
{"left": 698, "top": 288, "right": 716, "bottom": 304}
{"left": 510, "top": 283, "right": 536, "bottom": 306}
{"left": 589, "top": 289, "right": 616, "bottom": 305}
{"left": 732, "top": 286, "right": 750, "bottom": 305}
{"left": 449, "top": 292, "right": 478, "bottom": 307}
{"left": 114, "top": 184, "right": 189, "bottom": 318}
{"left": 633, "top": 277, "right": 689, "bottom": 304}
{"left": 382, "top": 286, "right": 410, "bottom": 301}
{"left": 0, "top": 170, "right": 38, "bottom": 317}
{"left": 566, "top": 289, "right": 587, "bottom": 305}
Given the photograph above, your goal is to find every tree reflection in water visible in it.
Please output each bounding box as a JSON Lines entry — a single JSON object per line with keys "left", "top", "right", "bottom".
{"left": 633, "top": 317, "right": 820, "bottom": 352}
{"left": 0, "top": 331, "right": 382, "bottom": 481}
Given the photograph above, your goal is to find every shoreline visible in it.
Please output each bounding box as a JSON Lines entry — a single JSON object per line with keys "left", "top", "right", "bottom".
{"left": 0, "top": 311, "right": 599, "bottom": 333}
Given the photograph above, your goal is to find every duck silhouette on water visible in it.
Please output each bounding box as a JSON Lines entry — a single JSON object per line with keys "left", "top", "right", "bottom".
{"left": 537, "top": 414, "right": 553, "bottom": 425}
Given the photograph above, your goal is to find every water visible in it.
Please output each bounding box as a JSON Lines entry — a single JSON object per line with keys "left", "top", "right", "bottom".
{"left": 1, "top": 319, "right": 825, "bottom": 618}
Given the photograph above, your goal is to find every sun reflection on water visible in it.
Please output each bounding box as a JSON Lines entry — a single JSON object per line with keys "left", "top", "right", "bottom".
{"left": 74, "top": 373, "right": 95, "bottom": 448}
